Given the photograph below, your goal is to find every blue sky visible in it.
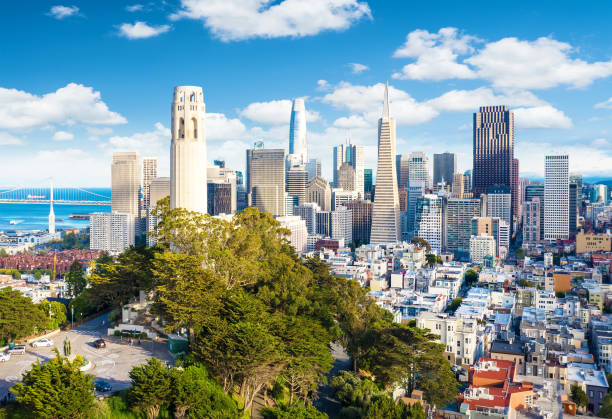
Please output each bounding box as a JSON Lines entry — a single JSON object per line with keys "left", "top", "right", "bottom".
{"left": 2, "top": 0, "right": 612, "bottom": 186}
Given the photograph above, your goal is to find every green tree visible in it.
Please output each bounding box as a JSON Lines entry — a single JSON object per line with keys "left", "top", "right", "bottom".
{"left": 447, "top": 298, "right": 463, "bottom": 313}
{"left": 37, "top": 300, "right": 67, "bottom": 329}
{"left": 363, "top": 395, "right": 426, "bottom": 419}
{"left": 570, "top": 384, "right": 588, "bottom": 409}
{"left": 410, "top": 238, "right": 431, "bottom": 253}
{"left": 607, "top": 372, "right": 612, "bottom": 387}
{"left": 365, "top": 324, "right": 458, "bottom": 408}
{"left": 597, "top": 392, "right": 612, "bottom": 418}
{"left": 425, "top": 254, "right": 442, "bottom": 267}
{"left": 128, "top": 358, "right": 172, "bottom": 419}
{"left": 10, "top": 351, "right": 95, "bottom": 419}
{"left": 0, "top": 287, "right": 47, "bottom": 344}
{"left": 66, "top": 260, "right": 87, "bottom": 297}
{"left": 464, "top": 269, "right": 478, "bottom": 285}
{"left": 0, "top": 248, "right": 8, "bottom": 257}
{"left": 515, "top": 248, "right": 525, "bottom": 260}
{"left": 262, "top": 402, "right": 328, "bottom": 419}
{"left": 330, "top": 371, "right": 378, "bottom": 408}
{"left": 170, "top": 364, "right": 238, "bottom": 419}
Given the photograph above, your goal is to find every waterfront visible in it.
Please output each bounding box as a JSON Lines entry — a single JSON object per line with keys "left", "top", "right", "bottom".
{"left": 0, "top": 203, "right": 111, "bottom": 232}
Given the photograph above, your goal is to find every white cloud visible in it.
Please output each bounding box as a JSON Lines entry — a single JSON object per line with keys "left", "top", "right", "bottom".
{"left": 392, "top": 27, "right": 478, "bottom": 81}
{"left": 48, "top": 5, "right": 79, "bottom": 19}
{"left": 393, "top": 28, "right": 612, "bottom": 89}
{"left": 126, "top": 4, "right": 144, "bottom": 12}
{"left": 466, "top": 37, "right": 612, "bottom": 89}
{"left": 0, "top": 132, "right": 23, "bottom": 146}
{"left": 592, "top": 138, "right": 609, "bottom": 147}
{"left": 425, "top": 87, "right": 546, "bottom": 112}
{"left": 205, "top": 113, "right": 247, "bottom": 140}
{"left": 333, "top": 115, "right": 370, "bottom": 129}
{"left": 349, "top": 63, "right": 369, "bottom": 74}
{"left": 86, "top": 126, "right": 113, "bottom": 136}
{"left": 594, "top": 97, "right": 612, "bottom": 109}
{"left": 513, "top": 106, "right": 573, "bottom": 129}
{"left": 0, "top": 83, "right": 126, "bottom": 130}
{"left": 240, "top": 99, "right": 320, "bottom": 126}
{"left": 52, "top": 131, "right": 74, "bottom": 141}
{"left": 118, "top": 21, "right": 171, "bottom": 39}
{"left": 316, "top": 80, "right": 331, "bottom": 91}
{"left": 170, "top": 0, "right": 371, "bottom": 41}
{"left": 322, "top": 81, "right": 439, "bottom": 125}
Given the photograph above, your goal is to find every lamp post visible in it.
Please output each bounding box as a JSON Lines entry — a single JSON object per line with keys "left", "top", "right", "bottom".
{"left": 71, "top": 305, "right": 74, "bottom": 329}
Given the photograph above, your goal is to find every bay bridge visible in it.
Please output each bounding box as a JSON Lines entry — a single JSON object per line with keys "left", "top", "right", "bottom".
{"left": 0, "top": 185, "right": 111, "bottom": 206}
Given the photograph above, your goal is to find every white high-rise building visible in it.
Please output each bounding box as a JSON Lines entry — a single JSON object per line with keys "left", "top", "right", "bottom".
{"left": 142, "top": 157, "right": 157, "bottom": 217}
{"left": 332, "top": 188, "right": 359, "bottom": 210}
{"left": 370, "top": 82, "right": 401, "bottom": 244}
{"left": 470, "top": 233, "right": 497, "bottom": 263}
{"left": 293, "top": 202, "right": 320, "bottom": 235}
{"left": 332, "top": 142, "right": 364, "bottom": 196}
{"left": 485, "top": 186, "right": 512, "bottom": 228}
{"left": 544, "top": 154, "right": 569, "bottom": 241}
{"left": 331, "top": 206, "right": 352, "bottom": 244}
{"left": 146, "top": 177, "right": 170, "bottom": 246}
{"left": 408, "top": 152, "right": 431, "bottom": 190}
{"left": 287, "top": 98, "right": 308, "bottom": 166}
{"left": 90, "top": 212, "right": 135, "bottom": 255}
{"left": 112, "top": 152, "right": 140, "bottom": 217}
{"left": 276, "top": 215, "right": 308, "bottom": 253}
{"left": 247, "top": 144, "right": 286, "bottom": 216}
{"left": 414, "top": 194, "right": 444, "bottom": 252}
{"left": 170, "top": 86, "right": 207, "bottom": 214}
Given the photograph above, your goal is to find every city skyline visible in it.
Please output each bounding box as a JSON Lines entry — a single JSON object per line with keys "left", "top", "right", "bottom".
{"left": 2, "top": 2, "right": 612, "bottom": 186}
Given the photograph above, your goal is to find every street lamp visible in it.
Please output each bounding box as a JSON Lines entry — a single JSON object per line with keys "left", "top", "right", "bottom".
{"left": 71, "top": 305, "right": 74, "bottom": 329}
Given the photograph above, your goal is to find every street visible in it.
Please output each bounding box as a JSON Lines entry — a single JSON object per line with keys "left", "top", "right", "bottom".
{"left": 0, "top": 314, "right": 173, "bottom": 398}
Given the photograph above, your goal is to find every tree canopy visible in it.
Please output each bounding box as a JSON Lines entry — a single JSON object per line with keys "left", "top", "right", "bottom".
{"left": 66, "top": 260, "right": 87, "bottom": 297}
{"left": 0, "top": 287, "right": 47, "bottom": 345}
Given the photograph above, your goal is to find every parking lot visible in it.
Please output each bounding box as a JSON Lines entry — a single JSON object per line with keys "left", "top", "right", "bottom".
{"left": 0, "top": 314, "right": 173, "bottom": 398}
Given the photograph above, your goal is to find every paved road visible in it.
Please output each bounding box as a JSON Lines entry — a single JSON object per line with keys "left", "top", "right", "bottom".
{"left": 0, "top": 314, "right": 173, "bottom": 398}
{"left": 314, "top": 343, "right": 351, "bottom": 418}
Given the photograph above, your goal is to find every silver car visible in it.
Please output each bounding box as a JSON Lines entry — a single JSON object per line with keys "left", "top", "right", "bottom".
{"left": 31, "top": 338, "right": 54, "bottom": 348}
{"left": 0, "top": 352, "right": 10, "bottom": 362}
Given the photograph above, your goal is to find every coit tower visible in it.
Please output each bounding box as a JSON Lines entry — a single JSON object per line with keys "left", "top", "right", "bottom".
{"left": 170, "top": 86, "right": 207, "bottom": 213}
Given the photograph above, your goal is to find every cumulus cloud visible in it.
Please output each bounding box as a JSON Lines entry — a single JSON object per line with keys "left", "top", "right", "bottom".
{"left": 333, "top": 115, "right": 370, "bottom": 129}
{"left": 316, "top": 80, "right": 331, "bottom": 91}
{"left": 349, "top": 63, "right": 369, "bottom": 74}
{"left": 118, "top": 21, "right": 171, "bottom": 39}
{"left": 392, "top": 27, "right": 478, "bottom": 80}
{"left": 52, "top": 131, "right": 74, "bottom": 141}
{"left": 393, "top": 28, "right": 612, "bottom": 89}
{"left": 240, "top": 99, "right": 320, "bottom": 125}
{"left": 425, "top": 87, "right": 546, "bottom": 112}
{"left": 513, "top": 106, "right": 573, "bottom": 129}
{"left": 48, "top": 5, "right": 79, "bottom": 19}
{"left": 205, "top": 113, "right": 247, "bottom": 140}
{"left": 126, "top": 4, "right": 144, "bottom": 12}
{"left": 322, "top": 81, "right": 439, "bottom": 126}
{"left": 0, "top": 132, "right": 23, "bottom": 146}
{"left": 0, "top": 83, "right": 126, "bottom": 130}
{"left": 594, "top": 97, "right": 612, "bottom": 109}
{"left": 170, "top": 0, "right": 371, "bottom": 41}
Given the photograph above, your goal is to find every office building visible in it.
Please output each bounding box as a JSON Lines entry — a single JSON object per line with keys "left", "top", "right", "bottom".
{"left": 485, "top": 185, "right": 512, "bottom": 228}
{"left": 333, "top": 141, "right": 364, "bottom": 196}
{"left": 434, "top": 152, "right": 456, "bottom": 185}
{"left": 306, "top": 158, "right": 321, "bottom": 181}
{"left": 246, "top": 144, "right": 286, "bottom": 216}
{"left": 286, "top": 165, "right": 308, "bottom": 205}
{"left": 276, "top": 215, "right": 307, "bottom": 253}
{"left": 525, "top": 184, "right": 544, "bottom": 239}
{"left": 470, "top": 234, "right": 497, "bottom": 263}
{"left": 90, "top": 212, "right": 135, "bottom": 255}
{"left": 446, "top": 198, "right": 483, "bottom": 257}
{"left": 293, "top": 202, "right": 320, "bottom": 235}
{"left": 146, "top": 177, "right": 170, "bottom": 246}
{"left": 331, "top": 206, "right": 352, "bottom": 244}
{"left": 414, "top": 194, "right": 444, "bottom": 252}
{"left": 544, "top": 154, "right": 569, "bottom": 241}
{"left": 408, "top": 152, "right": 431, "bottom": 190}
{"left": 332, "top": 188, "right": 359, "bottom": 210}
{"left": 207, "top": 166, "right": 237, "bottom": 216}
{"left": 337, "top": 162, "right": 356, "bottom": 192}
{"left": 464, "top": 170, "right": 472, "bottom": 190}
{"left": 591, "top": 184, "right": 609, "bottom": 205}
{"left": 452, "top": 173, "right": 470, "bottom": 198}
{"left": 471, "top": 217, "right": 508, "bottom": 257}
{"left": 364, "top": 169, "right": 373, "bottom": 196}
{"left": 287, "top": 98, "right": 308, "bottom": 166}
{"left": 396, "top": 154, "right": 410, "bottom": 189}
{"left": 523, "top": 198, "right": 541, "bottom": 244}
{"left": 370, "top": 82, "right": 401, "bottom": 244}
{"left": 112, "top": 152, "right": 140, "bottom": 218}
{"left": 407, "top": 181, "right": 425, "bottom": 238}
{"left": 141, "top": 157, "right": 157, "bottom": 217}
{"left": 306, "top": 176, "right": 332, "bottom": 211}
{"left": 512, "top": 158, "right": 520, "bottom": 219}
{"left": 398, "top": 187, "right": 407, "bottom": 212}
{"left": 316, "top": 211, "right": 332, "bottom": 236}
{"left": 344, "top": 200, "right": 373, "bottom": 244}
{"left": 170, "top": 86, "right": 207, "bottom": 214}
{"left": 569, "top": 183, "right": 577, "bottom": 234}
{"left": 473, "top": 106, "right": 515, "bottom": 220}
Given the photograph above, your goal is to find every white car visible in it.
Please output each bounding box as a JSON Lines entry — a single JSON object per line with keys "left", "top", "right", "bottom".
{"left": 0, "top": 352, "right": 10, "bottom": 362}
{"left": 31, "top": 338, "right": 54, "bottom": 348}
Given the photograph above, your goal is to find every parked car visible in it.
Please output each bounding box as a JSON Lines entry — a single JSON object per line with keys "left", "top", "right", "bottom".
{"left": 0, "top": 352, "right": 10, "bottom": 362}
{"left": 93, "top": 379, "right": 112, "bottom": 392}
{"left": 93, "top": 339, "right": 106, "bottom": 349}
{"left": 31, "top": 338, "right": 54, "bottom": 348}
{"left": 8, "top": 345, "right": 25, "bottom": 355}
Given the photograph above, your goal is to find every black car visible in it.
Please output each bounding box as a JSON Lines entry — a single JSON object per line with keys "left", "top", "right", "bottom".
{"left": 93, "top": 379, "right": 112, "bottom": 392}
